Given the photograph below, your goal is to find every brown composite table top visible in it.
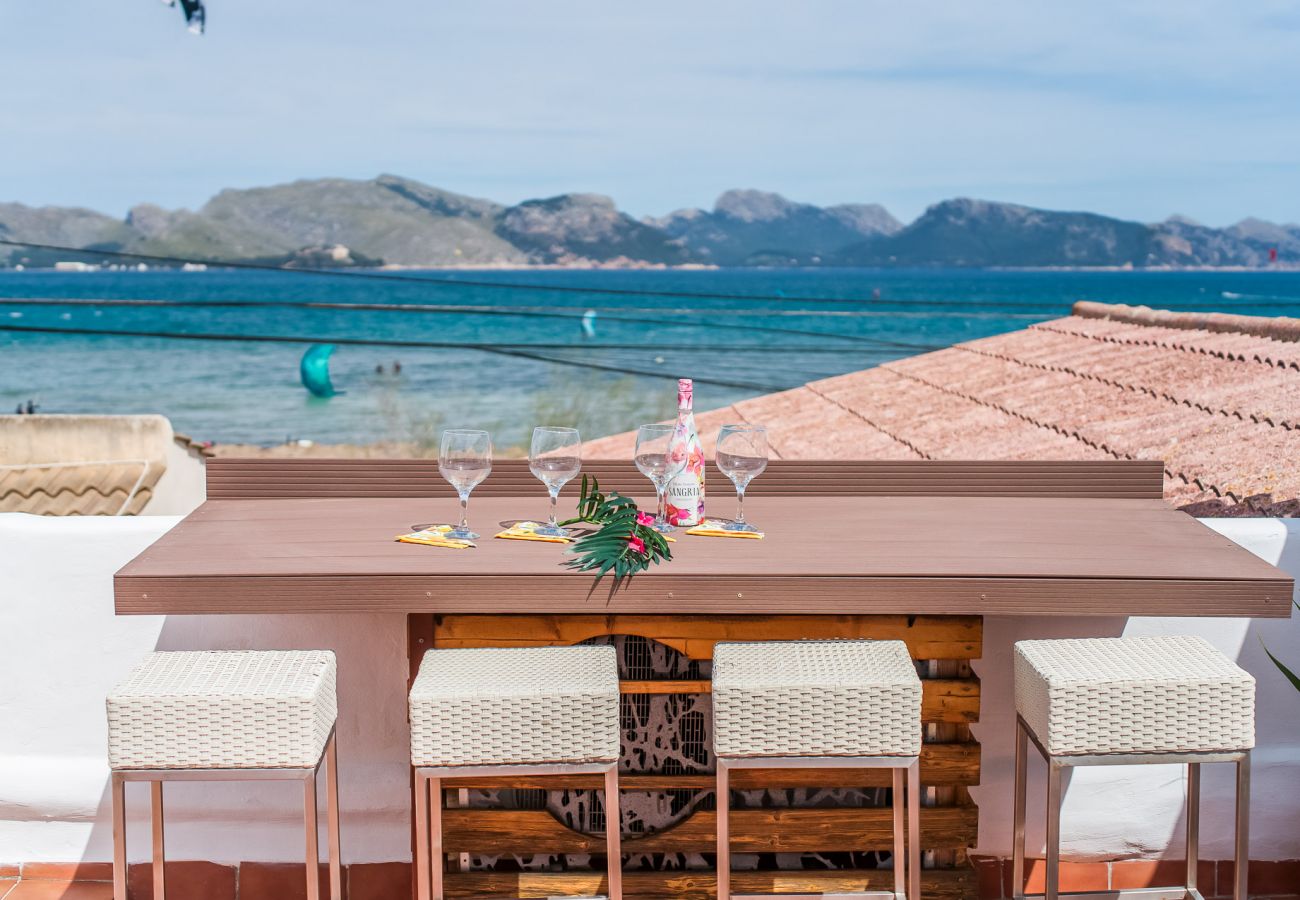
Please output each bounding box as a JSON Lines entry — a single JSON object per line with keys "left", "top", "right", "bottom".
{"left": 115, "top": 494, "right": 1292, "bottom": 617}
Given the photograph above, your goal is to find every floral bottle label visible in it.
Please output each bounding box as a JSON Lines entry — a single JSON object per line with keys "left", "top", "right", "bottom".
{"left": 666, "top": 379, "right": 705, "bottom": 526}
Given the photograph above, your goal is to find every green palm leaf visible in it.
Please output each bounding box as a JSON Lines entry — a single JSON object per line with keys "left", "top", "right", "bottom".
{"left": 562, "top": 476, "right": 672, "bottom": 591}
{"left": 1262, "top": 600, "right": 1300, "bottom": 694}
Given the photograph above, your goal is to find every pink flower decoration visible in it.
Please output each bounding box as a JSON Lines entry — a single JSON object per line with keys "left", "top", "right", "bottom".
{"left": 636, "top": 511, "right": 655, "bottom": 527}
{"left": 627, "top": 536, "right": 647, "bottom": 556}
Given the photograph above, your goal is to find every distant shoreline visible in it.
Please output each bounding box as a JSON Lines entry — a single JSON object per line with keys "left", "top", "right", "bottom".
{"left": 2, "top": 262, "right": 1298, "bottom": 273}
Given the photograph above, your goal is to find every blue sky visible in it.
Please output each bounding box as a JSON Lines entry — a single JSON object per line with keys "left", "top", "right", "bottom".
{"left": 2, "top": 0, "right": 1298, "bottom": 225}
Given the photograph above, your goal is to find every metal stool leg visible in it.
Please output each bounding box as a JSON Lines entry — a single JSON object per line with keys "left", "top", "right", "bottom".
{"left": 1234, "top": 753, "right": 1250, "bottom": 900}
{"left": 892, "top": 767, "right": 905, "bottom": 899}
{"left": 604, "top": 765, "right": 623, "bottom": 900}
{"left": 112, "top": 773, "right": 128, "bottom": 900}
{"left": 1045, "top": 762, "right": 1062, "bottom": 900}
{"left": 305, "top": 770, "right": 321, "bottom": 900}
{"left": 907, "top": 759, "right": 920, "bottom": 900}
{"left": 326, "top": 736, "right": 343, "bottom": 900}
{"left": 1012, "top": 720, "right": 1027, "bottom": 899}
{"left": 151, "top": 781, "right": 166, "bottom": 899}
{"left": 430, "top": 777, "right": 445, "bottom": 900}
{"left": 1186, "top": 762, "right": 1200, "bottom": 893}
{"left": 716, "top": 761, "right": 730, "bottom": 900}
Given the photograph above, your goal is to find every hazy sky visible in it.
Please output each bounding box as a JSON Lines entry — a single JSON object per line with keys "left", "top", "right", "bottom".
{"left": 3, "top": 1, "right": 1298, "bottom": 225}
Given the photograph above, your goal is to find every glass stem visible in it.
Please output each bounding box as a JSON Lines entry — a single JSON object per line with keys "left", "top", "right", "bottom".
{"left": 548, "top": 489, "right": 559, "bottom": 528}
{"left": 458, "top": 493, "right": 469, "bottom": 531}
{"left": 736, "top": 486, "right": 746, "bottom": 525}
{"left": 656, "top": 485, "right": 667, "bottom": 524}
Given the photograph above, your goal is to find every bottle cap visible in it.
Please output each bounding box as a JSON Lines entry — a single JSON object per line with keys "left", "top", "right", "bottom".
{"left": 678, "top": 378, "right": 693, "bottom": 408}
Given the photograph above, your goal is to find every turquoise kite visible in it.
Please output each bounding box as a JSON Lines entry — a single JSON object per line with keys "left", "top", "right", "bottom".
{"left": 300, "top": 344, "right": 341, "bottom": 397}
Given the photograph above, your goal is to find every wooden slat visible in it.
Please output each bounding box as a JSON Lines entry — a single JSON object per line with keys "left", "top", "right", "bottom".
{"left": 443, "top": 867, "right": 975, "bottom": 900}
{"left": 612, "top": 678, "right": 979, "bottom": 721}
{"left": 621, "top": 680, "right": 713, "bottom": 694}
{"left": 426, "top": 742, "right": 979, "bottom": 789}
{"left": 206, "top": 457, "right": 1166, "bottom": 500}
{"left": 120, "top": 571, "right": 1292, "bottom": 617}
{"left": 922, "top": 678, "right": 980, "bottom": 723}
{"left": 432, "top": 614, "right": 983, "bottom": 660}
{"left": 440, "top": 806, "right": 978, "bottom": 854}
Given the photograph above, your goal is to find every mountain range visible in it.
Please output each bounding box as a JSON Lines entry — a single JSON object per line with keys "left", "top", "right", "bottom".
{"left": 2, "top": 174, "right": 1297, "bottom": 269}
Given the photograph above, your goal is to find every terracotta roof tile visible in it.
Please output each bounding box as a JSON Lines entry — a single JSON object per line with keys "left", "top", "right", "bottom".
{"left": 732, "top": 387, "right": 919, "bottom": 460}
{"left": 580, "top": 404, "right": 742, "bottom": 460}
{"left": 1072, "top": 300, "right": 1300, "bottom": 342}
{"left": 0, "top": 461, "right": 161, "bottom": 515}
{"left": 582, "top": 304, "right": 1298, "bottom": 515}
{"left": 1162, "top": 418, "right": 1299, "bottom": 502}
{"left": 815, "top": 365, "right": 1105, "bottom": 461}
{"left": 0, "top": 415, "right": 172, "bottom": 516}
{"left": 961, "top": 329, "right": 1300, "bottom": 430}
{"left": 1038, "top": 317, "right": 1300, "bottom": 370}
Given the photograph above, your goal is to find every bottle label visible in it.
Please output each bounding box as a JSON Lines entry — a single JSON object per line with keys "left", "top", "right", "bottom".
{"left": 666, "top": 459, "right": 704, "bottom": 525}
{"left": 667, "top": 391, "right": 705, "bottom": 526}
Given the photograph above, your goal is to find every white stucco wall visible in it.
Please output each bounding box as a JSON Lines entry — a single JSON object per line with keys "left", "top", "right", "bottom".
{"left": 0, "top": 513, "right": 411, "bottom": 865}
{"left": 141, "top": 440, "right": 207, "bottom": 516}
{"left": 0, "top": 512, "right": 1296, "bottom": 866}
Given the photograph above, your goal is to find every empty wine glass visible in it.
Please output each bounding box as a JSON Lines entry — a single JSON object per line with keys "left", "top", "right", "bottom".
{"left": 529, "top": 426, "right": 582, "bottom": 537}
{"left": 438, "top": 429, "right": 492, "bottom": 540}
{"left": 715, "top": 424, "right": 768, "bottom": 531}
{"left": 634, "top": 423, "right": 686, "bottom": 533}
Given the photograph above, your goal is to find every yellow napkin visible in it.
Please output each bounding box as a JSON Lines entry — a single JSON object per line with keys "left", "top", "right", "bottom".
{"left": 495, "top": 521, "right": 572, "bottom": 544}
{"left": 685, "top": 518, "right": 764, "bottom": 539}
{"left": 396, "top": 525, "right": 475, "bottom": 549}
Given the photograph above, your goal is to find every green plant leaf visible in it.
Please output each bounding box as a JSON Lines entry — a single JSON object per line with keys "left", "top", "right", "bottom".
{"left": 1260, "top": 600, "right": 1300, "bottom": 694}
{"left": 560, "top": 475, "right": 673, "bottom": 591}
{"left": 1263, "top": 644, "right": 1300, "bottom": 692}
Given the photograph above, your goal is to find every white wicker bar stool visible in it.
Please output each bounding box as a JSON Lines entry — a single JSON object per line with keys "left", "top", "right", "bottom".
{"left": 106, "top": 650, "right": 341, "bottom": 900}
{"left": 1013, "top": 636, "right": 1255, "bottom": 900}
{"left": 408, "top": 645, "right": 623, "bottom": 900}
{"left": 712, "top": 639, "right": 923, "bottom": 900}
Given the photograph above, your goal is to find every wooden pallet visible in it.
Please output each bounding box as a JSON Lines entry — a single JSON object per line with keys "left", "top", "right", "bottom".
{"left": 444, "top": 868, "right": 977, "bottom": 899}
{"left": 407, "top": 613, "right": 982, "bottom": 898}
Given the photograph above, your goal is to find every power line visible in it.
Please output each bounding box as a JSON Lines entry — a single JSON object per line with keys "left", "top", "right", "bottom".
{"left": 0, "top": 238, "right": 1076, "bottom": 311}
{"left": 5, "top": 239, "right": 1300, "bottom": 311}
{"left": 0, "top": 326, "right": 887, "bottom": 353}
{"left": 0, "top": 238, "right": 906, "bottom": 304}
{"left": 0, "top": 294, "right": 975, "bottom": 320}
{"left": 0, "top": 296, "right": 947, "bottom": 351}
{"left": 0, "top": 323, "right": 795, "bottom": 392}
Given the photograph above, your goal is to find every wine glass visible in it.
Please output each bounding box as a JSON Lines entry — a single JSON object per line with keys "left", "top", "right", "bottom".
{"left": 634, "top": 423, "right": 686, "bottom": 533}
{"left": 715, "top": 424, "right": 768, "bottom": 531}
{"left": 438, "top": 429, "right": 492, "bottom": 540}
{"left": 529, "top": 426, "right": 582, "bottom": 537}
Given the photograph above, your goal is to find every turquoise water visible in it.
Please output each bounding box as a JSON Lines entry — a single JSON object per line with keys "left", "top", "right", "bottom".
{"left": 1, "top": 268, "right": 1297, "bottom": 447}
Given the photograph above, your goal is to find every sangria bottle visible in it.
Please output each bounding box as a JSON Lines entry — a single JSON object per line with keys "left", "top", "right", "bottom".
{"left": 665, "top": 378, "right": 705, "bottom": 526}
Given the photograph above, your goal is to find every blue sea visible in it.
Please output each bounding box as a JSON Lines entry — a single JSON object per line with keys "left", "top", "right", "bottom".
{"left": 1, "top": 268, "right": 1298, "bottom": 448}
